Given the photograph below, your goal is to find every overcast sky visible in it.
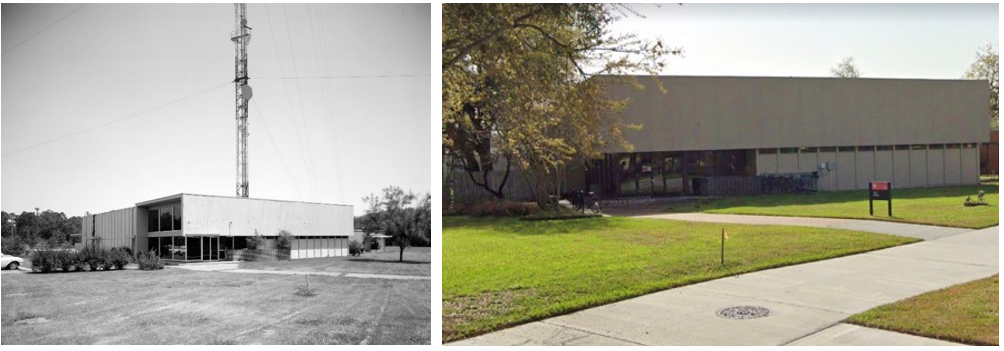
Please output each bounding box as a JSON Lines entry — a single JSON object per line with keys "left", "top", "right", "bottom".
{"left": 2, "top": 3, "right": 431, "bottom": 217}
{"left": 612, "top": 3, "right": 998, "bottom": 78}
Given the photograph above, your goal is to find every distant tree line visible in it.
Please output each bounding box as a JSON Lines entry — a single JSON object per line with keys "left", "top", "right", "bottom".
{"left": 2, "top": 210, "right": 82, "bottom": 256}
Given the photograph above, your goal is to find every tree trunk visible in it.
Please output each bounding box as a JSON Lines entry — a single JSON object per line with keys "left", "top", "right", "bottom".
{"left": 399, "top": 245, "right": 405, "bottom": 262}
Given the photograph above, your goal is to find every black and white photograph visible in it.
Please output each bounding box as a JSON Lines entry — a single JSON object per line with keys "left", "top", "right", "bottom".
{"left": 1, "top": 3, "right": 431, "bottom": 345}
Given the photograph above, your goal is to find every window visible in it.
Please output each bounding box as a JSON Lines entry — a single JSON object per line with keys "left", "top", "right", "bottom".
{"left": 758, "top": 148, "right": 777, "bottom": 155}
{"left": 857, "top": 146, "right": 874, "bottom": 151}
{"left": 779, "top": 148, "right": 798, "bottom": 154}
{"left": 799, "top": 147, "right": 818, "bottom": 153}
{"left": 895, "top": 145, "right": 910, "bottom": 150}
{"left": 876, "top": 145, "right": 893, "bottom": 151}
{"left": 819, "top": 147, "right": 836, "bottom": 152}
{"left": 160, "top": 207, "right": 173, "bottom": 232}
{"left": 928, "top": 144, "right": 944, "bottom": 149}
{"left": 946, "top": 143, "right": 960, "bottom": 149}
{"left": 911, "top": 144, "right": 927, "bottom": 150}
{"left": 964, "top": 143, "right": 977, "bottom": 149}
{"left": 838, "top": 146, "right": 855, "bottom": 152}
{"left": 173, "top": 206, "right": 182, "bottom": 231}
{"left": 148, "top": 209, "right": 159, "bottom": 232}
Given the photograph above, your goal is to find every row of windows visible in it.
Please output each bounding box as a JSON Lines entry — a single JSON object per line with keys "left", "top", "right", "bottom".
{"left": 148, "top": 206, "right": 181, "bottom": 233}
{"left": 759, "top": 143, "right": 978, "bottom": 154}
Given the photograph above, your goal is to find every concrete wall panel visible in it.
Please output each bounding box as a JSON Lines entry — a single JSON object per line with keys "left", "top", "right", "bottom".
{"left": 874, "top": 149, "right": 894, "bottom": 183}
{"left": 961, "top": 147, "right": 979, "bottom": 184}
{"left": 909, "top": 149, "right": 928, "bottom": 187}
{"left": 855, "top": 150, "right": 875, "bottom": 189}
{"left": 944, "top": 147, "right": 961, "bottom": 185}
{"left": 817, "top": 151, "right": 837, "bottom": 191}
{"left": 777, "top": 152, "right": 799, "bottom": 173}
{"left": 893, "top": 149, "right": 910, "bottom": 188}
{"left": 757, "top": 152, "right": 778, "bottom": 174}
{"left": 836, "top": 151, "right": 856, "bottom": 190}
{"left": 606, "top": 76, "right": 989, "bottom": 152}
{"left": 183, "top": 194, "right": 353, "bottom": 237}
{"left": 927, "top": 148, "right": 945, "bottom": 186}
{"left": 83, "top": 207, "right": 137, "bottom": 251}
{"left": 797, "top": 152, "right": 818, "bottom": 173}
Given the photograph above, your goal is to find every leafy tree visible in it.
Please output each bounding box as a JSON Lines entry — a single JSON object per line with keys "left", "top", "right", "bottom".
{"left": 831, "top": 56, "right": 862, "bottom": 78}
{"left": 443, "top": 4, "right": 677, "bottom": 207}
{"left": 963, "top": 43, "right": 999, "bottom": 130}
{"left": 276, "top": 229, "right": 293, "bottom": 250}
{"left": 362, "top": 186, "right": 431, "bottom": 261}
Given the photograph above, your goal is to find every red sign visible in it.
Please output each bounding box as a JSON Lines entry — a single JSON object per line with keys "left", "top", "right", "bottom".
{"left": 870, "top": 181, "right": 890, "bottom": 191}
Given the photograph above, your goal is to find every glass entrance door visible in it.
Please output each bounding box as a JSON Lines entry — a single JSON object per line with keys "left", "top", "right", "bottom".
{"left": 202, "top": 236, "right": 219, "bottom": 261}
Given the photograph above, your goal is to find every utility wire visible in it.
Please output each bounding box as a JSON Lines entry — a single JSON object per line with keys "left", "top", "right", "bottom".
{"left": 252, "top": 99, "right": 302, "bottom": 199}
{"left": 255, "top": 74, "right": 429, "bottom": 80}
{"left": 314, "top": 5, "right": 346, "bottom": 204}
{"left": 283, "top": 3, "right": 320, "bottom": 202}
{"left": 2, "top": 4, "right": 88, "bottom": 55}
{"left": 264, "top": 4, "right": 316, "bottom": 201}
{"left": 2, "top": 81, "right": 231, "bottom": 157}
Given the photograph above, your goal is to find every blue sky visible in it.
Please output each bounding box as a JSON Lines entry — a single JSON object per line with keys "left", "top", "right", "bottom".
{"left": 2, "top": 3, "right": 431, "bottom": 217}
{"left": 612, "top": 3, "right": 998, "bottom": 78}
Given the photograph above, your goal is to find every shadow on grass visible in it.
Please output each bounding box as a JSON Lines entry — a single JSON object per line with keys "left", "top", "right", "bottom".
{"left": 344, "top": 258, "right": 429, "bottom": 265}
{"left": 444, "top": 215, "right": 618, "bottom": 236}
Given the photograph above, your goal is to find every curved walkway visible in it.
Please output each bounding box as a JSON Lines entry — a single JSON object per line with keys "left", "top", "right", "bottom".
{"left": 452, "top": 214, "right": 998, "bottom": 346}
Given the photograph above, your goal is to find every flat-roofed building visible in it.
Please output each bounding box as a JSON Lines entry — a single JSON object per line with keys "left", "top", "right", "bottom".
{"left": 79, "top": 193, "right": 354, "bottom": 261}
{"left": 574, "top": 76, "right": 989, "bottom": 197}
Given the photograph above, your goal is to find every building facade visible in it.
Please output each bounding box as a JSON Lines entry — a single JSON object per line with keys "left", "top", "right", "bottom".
{"left": 573, "top": 76, "right": 989, "bottom": 198}
{"left": 80, "top": 194, "right": 354, "bottom": 261}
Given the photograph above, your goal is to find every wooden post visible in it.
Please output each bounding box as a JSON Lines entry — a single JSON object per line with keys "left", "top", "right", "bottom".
{"left": 721, "top": 228, "right": 725, "bottom": 266}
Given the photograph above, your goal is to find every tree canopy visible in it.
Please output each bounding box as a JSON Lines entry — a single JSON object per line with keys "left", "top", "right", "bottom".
{"left": 963, "top": 43, "right": 999, "bottom": 130}
{"left": 443, "top": 4, "right": 678, "bottom": 206}
{"left": 2, "top": 210, "right": 81, "bottom": 255}
{"left": 830, "top": 56, "right": 862, "bottom": 78}
{"left": 358, "top": 186, "right": 431, "bottom": 261}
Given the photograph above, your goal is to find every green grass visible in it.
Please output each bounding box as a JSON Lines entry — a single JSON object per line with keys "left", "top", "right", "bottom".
{"left": 442, "top": 216, "right": 918, "bottom": 342}
{"left": 239, "top": 246, "right": 430, "bottom": 277}
{"left": 1, "top": 268, "right": 430, "bottom": 344}
{"left": 664, "top": 183, "right": 998, "bottom": 229}
{"left": 846, "top": 275, "right": 999, "bottom": 346}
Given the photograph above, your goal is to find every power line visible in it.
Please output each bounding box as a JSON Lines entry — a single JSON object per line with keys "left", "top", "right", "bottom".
{"left": 255, "top": 74, "right": 429, "bottom": 80}
{"left": 2, "top": 81, "right": 231, "bottom": 158}
{"left": 251, "top": 99, "right": 302, "bottom": 199}
{"left": 3, "top": 4, "right": 88, "bottom": 55}
{"left": 264, "top": 4, "right": 315, "bottom": 201}
{"left": 283, "top": 3, "right": 320, "bottom": 202}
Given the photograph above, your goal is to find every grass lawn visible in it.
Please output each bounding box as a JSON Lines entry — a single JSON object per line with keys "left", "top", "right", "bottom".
{"left": 1, "top": 268, "right": 430, "bottom": 344}
{"left": 664, "top": 183, "right": 998, "bottom": 229}
{"left": 846, "top": 275, "right": 999, "bottom": 346}
{"left": 239, "top": 246, "right": 430, "bottom": 277}
{"left": 442, "top": 216, "right": 918, "bottom": 342}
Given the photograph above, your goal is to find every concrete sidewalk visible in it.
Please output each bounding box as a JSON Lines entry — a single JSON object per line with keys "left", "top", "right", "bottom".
{"left": 635, "top": 213, "right": 971, "bottom": 240}
{"left": 453, "top": 223, "right": 998, "bottom": 346}
{"left": 168, "top": 262, "right": 430, "bottom": 280}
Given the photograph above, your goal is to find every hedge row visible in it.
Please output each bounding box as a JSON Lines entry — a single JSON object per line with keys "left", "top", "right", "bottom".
{"left": 29, "top": 247, "right": 133, "bottom": 273}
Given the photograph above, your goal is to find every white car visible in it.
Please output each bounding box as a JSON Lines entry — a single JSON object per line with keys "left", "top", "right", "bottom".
{"left": 1, "top": 253, "right": 24, "bottom": 270}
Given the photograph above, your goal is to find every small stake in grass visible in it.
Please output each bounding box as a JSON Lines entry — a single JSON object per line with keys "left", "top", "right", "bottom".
{"left": 721, "top": 228, "right": 729, "bottom": 266}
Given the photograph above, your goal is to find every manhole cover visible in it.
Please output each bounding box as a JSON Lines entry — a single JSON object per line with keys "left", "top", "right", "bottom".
{"left": 717, "top": 306, "right": 770, "bottom": 320}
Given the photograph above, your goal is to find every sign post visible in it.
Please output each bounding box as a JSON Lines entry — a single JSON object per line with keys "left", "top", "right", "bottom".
{"left": 869, "top": 181, "right": 892, "bottom": 217}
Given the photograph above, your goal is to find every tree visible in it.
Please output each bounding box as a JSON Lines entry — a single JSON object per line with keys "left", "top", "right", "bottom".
{"left": 363, "top": 186, "right": 431, "bottom": 262}
{"left": 276, "top": 229, "right": 293, "bottom": 250}
{"left": 963, "top": 43, "right": 999, "bottom": 130}
{"left": 443, "top": 4, "right": 677, "bottom": 207}
{"left": 831, "top": 56, "right": 861, "bottom": 78}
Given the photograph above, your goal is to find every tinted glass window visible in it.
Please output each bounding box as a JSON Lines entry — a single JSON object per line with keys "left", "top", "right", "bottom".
{"left": 160, "top": 207, "right": 173, "bottom": 231}
{"left": 148, "top": 209, "right": 159, "bottom": 232}
{"left": 173, "top": 206, "right": 182, "bottom": 231}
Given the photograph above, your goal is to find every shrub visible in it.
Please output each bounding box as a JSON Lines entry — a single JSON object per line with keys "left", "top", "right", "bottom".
{"left": 137, "top": 250, "right": 164, "bottom": 270}
{"left": 56, "top": 250, "right": 76, "bottom": 272}
{"left": 247, "top": 230, "right": 266, "bottom": 249}
{"left": 348, "top": 240, "right": 364, "bottom": 256}
{"left": 78, "top": 246, "right": 107, "bottom": 271}
{"left": 456, "top": 200, "right": 539, "bottom": 217}
{"left": 276, "top": 230, "right": 293, "bottom": 250}
{"left": 29, "top": 251, "right": 52, "bottom": 273}
{"left": 109, "top": 248, "right": 131, "bottom": 270}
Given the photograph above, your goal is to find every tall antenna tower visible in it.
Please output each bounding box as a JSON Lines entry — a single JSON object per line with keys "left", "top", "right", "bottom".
{"left": 231, "top": 3, "right": 252, "bottom": 197}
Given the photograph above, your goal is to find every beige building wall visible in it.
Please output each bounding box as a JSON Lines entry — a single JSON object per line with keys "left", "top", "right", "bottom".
{"left": 909, "top": 148, "right": 928, "bottom": 187}
{"left": 944, "top": 146, "right": 962, "bottom": 185}
{"left": 855, "top": 149, "right": 876, "bottom": 189}
{"left": 874, "top": 149, "right": 894, "bottom": 182}
{"left": 893, "top": 149, "right": 911, "bottom": 188}
{"left": 927, "top": 148, "right": 945, "bottom": 186}
{"left": 183, "top": 194, "right": 353, "bottom": 238}
{"left": 81, "top": 207, "right": 138, "bottom": 251}
{"left": 817, "top": 151, "right": 837, "bottom": 191}
{"left": 603, "top": 76, "right": 989, "bottom": 153}
{"left": 836, "top": 150, "right": 856, "bottom": 190}
{"left": 757, "top": 152, "right": 778, "bottom": 174}
{"left": 797, "top": 151, "right": 818, "bottom": 173}
{"left": 961, "top": 147, "right": 980, "bottom": 184}
{"left": 777, "top": 152, "right": 799, "bottom": 173}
